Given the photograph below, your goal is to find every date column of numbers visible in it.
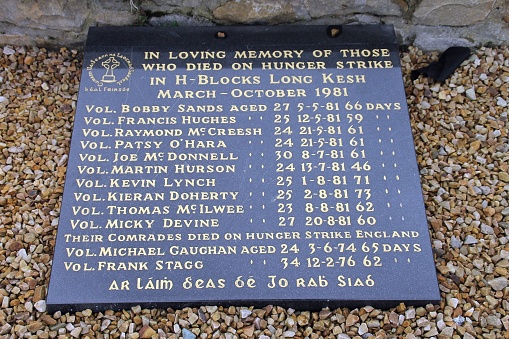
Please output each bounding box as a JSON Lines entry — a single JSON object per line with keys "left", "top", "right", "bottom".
{"left": 297, "top": 110, "right": 350, "bottom": 227}
{"left": 344, "top": 102, "right": 377, "bottom": 228}
{"left": 273, "top": 110, "right": 296, "bottom": 228}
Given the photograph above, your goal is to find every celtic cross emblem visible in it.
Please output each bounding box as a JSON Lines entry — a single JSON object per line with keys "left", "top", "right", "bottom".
{"left": 101, "top": 57, "right": 120, "bottom": 83}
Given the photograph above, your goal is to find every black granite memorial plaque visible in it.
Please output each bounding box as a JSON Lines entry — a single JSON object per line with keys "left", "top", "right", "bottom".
{"left": 47, "top": 25, "right": 440, "bottom": 312}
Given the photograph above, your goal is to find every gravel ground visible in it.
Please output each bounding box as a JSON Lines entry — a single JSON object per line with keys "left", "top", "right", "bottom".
{"left": 0, "top": 45, "right": 508, "bottom": 339}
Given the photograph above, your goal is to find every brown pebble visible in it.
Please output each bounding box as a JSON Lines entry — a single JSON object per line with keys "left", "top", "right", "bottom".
{"left": 139, "top": 325, "right": 156, "bottom": 338}
{"left": 8, "top": 240, "right": 24, "bottom": 251}
{"left": 26, "top": 321, "right": 43, "bottom": 332}
{"left": 24, "top": 55, "right": 35, "bottom": 65}
{"left": 33, "top": 285, "right": 46, "bottom": 302}
{"left": 243, "top": 325, "right": 254, "bottom": 337}
{"left": 40, "top": 314, "right": 57, "bottom": 326}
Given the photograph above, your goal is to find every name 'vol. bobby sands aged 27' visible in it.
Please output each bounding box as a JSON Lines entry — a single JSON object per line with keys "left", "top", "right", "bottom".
{"left": 47, "top": 25, "right": 440, "bottom": 312}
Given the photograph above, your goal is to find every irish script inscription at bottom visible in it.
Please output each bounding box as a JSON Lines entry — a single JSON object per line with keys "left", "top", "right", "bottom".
{"left": 47, "top": 25, "right": 440, "bottom": 312}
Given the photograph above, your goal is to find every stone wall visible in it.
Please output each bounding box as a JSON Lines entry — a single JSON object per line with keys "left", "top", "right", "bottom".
{"left": 0, "top": 0, "right": 508, "bottom": 50}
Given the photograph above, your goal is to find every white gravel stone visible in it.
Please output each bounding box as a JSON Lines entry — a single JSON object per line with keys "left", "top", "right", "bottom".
{"left": 464, "top": 235, "right": 478, "bottom": 244}
{"left": 496, "top": 97, "right": 508, "bottom": 107}
{"left": 2, "top": 46, "right": 15, "bottom": 55}
{"left": 481, "top": 224, "right": 494, "bottom": 234}
{"left": 1, "top": 296, "right": 9, "bottom": 308}
{"left": 486, "top": 315, "right": 502, "bottom": 328}
{"left": 34, "top": 300, "right": 47, "bottom": 312}
{"left": 17, "top": 248, "right": 29, "bottom": 261}
{"left": 488, "top": 277, "right": 508, "bottom": 291}
{"left": 405, "top": 308, "right": 416, "bottom": 319}
{"left": 450, "top": 236, "right": 462, "bottom": 248}
{"left": 453, "top": 316, "right": 465, "bottom": 325}
{"left": 240, "top": 309, "right": 251, "bottom": 318}
{"left": 447, "top": 298, "right": 459, "bottom": 308}
{"left": 357, "top": 323, "right": 368, "bottom": 335}
{"left": 466, "top": 88, "right": 477, "bottom": 100}
{"left": 420, "top": 101, "right": 431, "bottom": 109}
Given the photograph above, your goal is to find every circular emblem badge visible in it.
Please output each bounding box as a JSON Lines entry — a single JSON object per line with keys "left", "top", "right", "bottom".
{"left": 86, "top": 53, "right": 134, "bottom": 87}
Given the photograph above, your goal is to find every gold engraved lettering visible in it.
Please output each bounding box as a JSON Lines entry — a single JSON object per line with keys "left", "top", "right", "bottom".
{"left": 149, "top": 77, "right": 166, "bottom": 86}
{"left": 115, "top": 129, "right": 182, "bottom": 137}
{"left": 157, "top": 89, "right": 216, "bottom": 99}
{"left": 80, "top": 140, "right": 108, "bottom": 149}
{"left": 174, "top": 164, "right": 236, "bottom": 174}
{"left": 168, "top": 51, "right": 226, "bottom": 60}
{"left": 83, "top": 117, "right": 113, "bottom": 125}
{"left": 73, "top": 192, "right": 102, "bottom": 201}
{"left": 163, "top": 178, "right": 216, "bottom": 187}
{"left": 166, "top": 152, "right": 238, "bottom": 161}
{"left": 234, "top": 50, "right": 304, "bottom": 59}
{"left": 177, "top": 104, "right": 223, "bottom": 113}
{"left": 338, "top": 48, "right": 390, "bottom": 57}
{"left": 169, "top": 245, "right": 236, "bottom": 255}
{"left": 181, "top": 115, "right": 235, "bottom": 124}
{"left": 98, "top": 261, "right": 149, "bottom": 271}
{"left": 82, "top": 129, "right": 111, "bottom": 137}
{"left": 365, "top": 102, "right": 401, "bottom": 110}
{"left": 381, "top": 243, "right": 421, "bottom": 252}
{"left": 108, "top": 280, "right": 130, "bottom": 290}
{"left": 321, "top": 73, "right": 366, "bottom": 84}
{"left": 155, "top": 260, "right": 203, "bottom": 270}
{"left": 168, "top": 191, "right": 238, "bottom": 200}
{"left": 187, "top": 128, "right": 262, "bottom": 136}
{"left": 186, "top": 62, "right": 222, "bottom": 71}
{"left": 304, "top": 231, "right": 352, "bottom": 239}
{"left": 230, "top": 104, "right": 267, "bottom": 112}
{"left": 245, "top": 232, "right": 301, "bottom": 240}
{"left": 105, "top": 219, "right": 154, "bottom": 228}
{"left": 337, "top": 274, "right": 375, "bottom": 287}
{"left": 137, "top": 277, "right": 174, "bottom": 290}
{"left": 98, "top": 247, "right": 165, "bottom": 256}
{"left": 355, "top": 230, "right": 419, "bottom": 238}
{"left": 117, "top": 116, "right": 177, "bottom": 124}
{"left": 261, "top": 62, "right": 325, "bottom": 70}
{"left": 269, "top": 74, "right": 313, "bottom": 84}
{"left": 175, "top": 204, "right": 243, "bottom": 214}
{"left": 182, "top": 277, "right": 226, "bottom": 289}
{"left": 109, "top": 179, "right": 156, "bottom": 188}
{"left": 240, "top": 245, "right": 276, "bottom": 254}
{"left": 296, "top": 276, "right": 328, "bottom": 288}
{"left": 183, "top": 139, "right": 227, "bottom": 148}
{"left": 65, "top": 247, "right": 95, "bottom": 257}
{"left": 107, "top": 233, "right": 181, "bottom": 242}
{"left": 336, "top": 60, "right": 393, "bottom": 69}
{"left": 197, "top": 74, "right": 261, "bottom": 85}
{"left": 78, "top": 154, "right": 108, "bottom": 162}
{"left": 64, "top": 234, "right": 103, "bottom": 242}
{"left": 86, "top": 104, "right": 115, "bottom": 113}
{"left": 114, "top": 140, "right": 161, "bottom": 149}
{"left": 106, "top": 205, "right": 171, "bottom": 215}
{"left": 107, "top": 192, "right": 164, "bottom": 201}
{"left": 231, "top": 89, "right": 306, "bottom": 98}
{"left": 187, "top": 233, "right": 220, "bottom": 241}
{"left": 111, "top": 165, "right": 168, "bottom": 174}
{"left": 142, "top": 63, "right": 176, "bottom": 71}
{"left": 71, "top": 206, "right": 101, "bottom": 215}
{"left": 163, "top": 218, "right": 219, "bottom": 228}
{"left": 121, "top": 104, "right": 172, "bottom": 113}
{"left": 70, "top": 219, "right": 101, "bottom": 229}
